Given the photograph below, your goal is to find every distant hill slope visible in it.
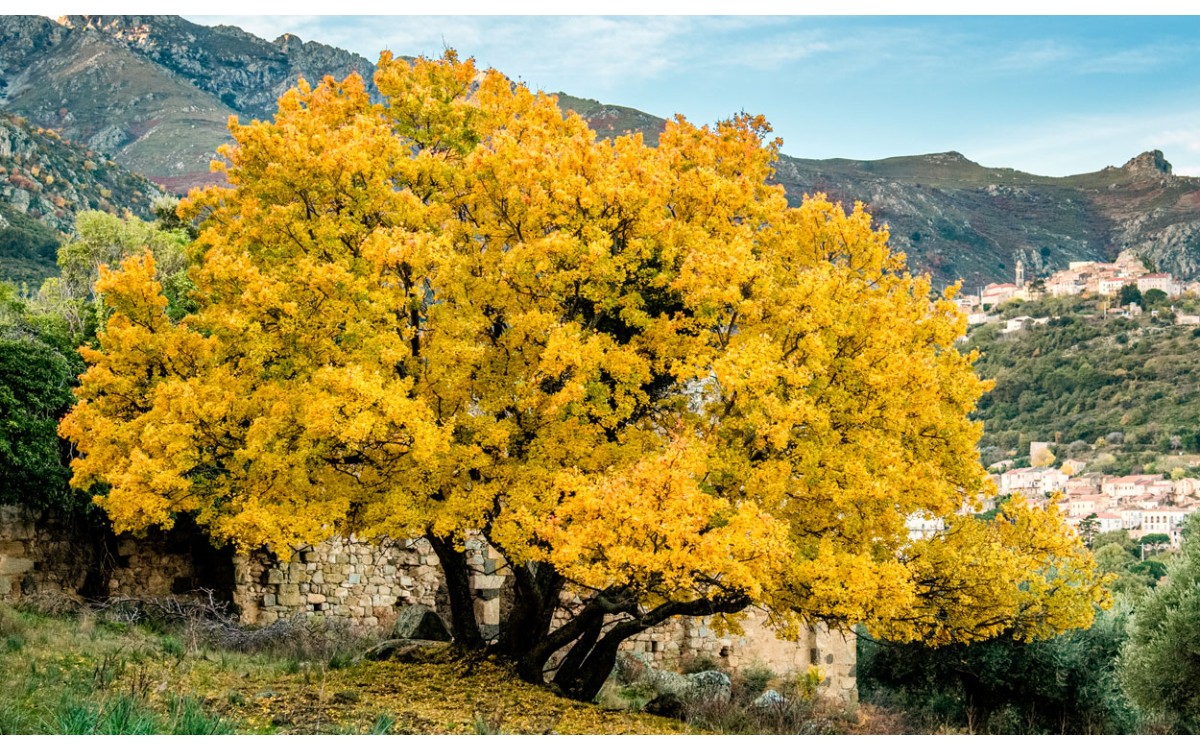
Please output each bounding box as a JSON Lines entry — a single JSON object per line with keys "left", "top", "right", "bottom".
{"left": 553, "top": 93, "right": 667, "bottom": 147}
{"left": 4, "top": 14, "right": 1200, "bottom": 288}
{"left": 774, "top": 149, "right": 1200, "bottom": 290}
{"left": 0, "top": 15, "right": 378, "bottom": 193}
{"left": 0, "top": 112, "right": 160, "bottom": 286}
{"left": 964, "top": 294, "right": 1200, "bottom": 464}
{"left": 0, "top": 15, "right": 233, "bottom": 193}
{"left": 59, "top": 15, "right": 379, "bottom": 122}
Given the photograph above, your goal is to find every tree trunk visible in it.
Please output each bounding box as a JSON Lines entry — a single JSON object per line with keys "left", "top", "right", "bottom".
{"left": 76, "top": 509, "right": 118, "bottom": 600}
{"left": 553, "top": 625, "right": 628, "bottom": 700}
{"left": 549, "top": 593, "right": 754, "bottom": 701}
{"left": 426, "top": 533, "right": 485, "bottom": 651}
{"left": 491, "top": 562, "right": 563, "bottom": 683}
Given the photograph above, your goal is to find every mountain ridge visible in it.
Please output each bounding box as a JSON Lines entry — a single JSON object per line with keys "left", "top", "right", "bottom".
{"left": 4, "top": 14, "right": 1200, "bottom": 289}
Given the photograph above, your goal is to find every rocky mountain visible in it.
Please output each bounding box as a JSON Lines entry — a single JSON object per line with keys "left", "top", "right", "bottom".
{"left": 773, "top": 149, "right": 1200, "bottom": 290}
{"left": 58, "top": 15, "right": 378, "bottom": 122}
{"left": 553, "top": 93, "right": 666, "bottom": 147}
{"left": 0, "top": 15, "right": 377, "bottom": 193}
{"left": 4, "top": 14, "right": 1200, "bottom": 289}
{"left": 0, "top": 112, "right": 160, "bottom": 285}
{"left": 0, "top": 15, "right": 233, "bottom": 193}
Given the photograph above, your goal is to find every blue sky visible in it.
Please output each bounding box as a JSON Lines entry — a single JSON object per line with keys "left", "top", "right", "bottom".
{"left": 181, "top": 13, "right": 1200, "bottom": 177}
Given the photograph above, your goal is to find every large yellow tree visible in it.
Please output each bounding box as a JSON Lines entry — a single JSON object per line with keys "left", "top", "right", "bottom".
{"left": 61, "top": 51, "right": 1108, "bottom": 700}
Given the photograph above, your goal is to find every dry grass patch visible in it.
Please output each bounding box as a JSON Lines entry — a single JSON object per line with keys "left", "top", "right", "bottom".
{"left": 0, "top": 601, "right": 686, "bottom": 734}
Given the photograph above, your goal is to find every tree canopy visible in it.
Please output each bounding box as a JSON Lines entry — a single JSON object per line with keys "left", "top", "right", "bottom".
{"left": 1120, "top": 515, "right": 1200, "bottom": 730}
{"left": 60, "top": 51, "right": 1108, "bottom": 699}
{"left": 0, "top": 283, "right": 80, "bottom": 511}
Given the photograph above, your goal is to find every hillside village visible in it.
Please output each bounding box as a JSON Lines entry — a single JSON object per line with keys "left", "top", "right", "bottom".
{"left": 955, "top": 251, "right": 1200, "bottom": 326}
{"left": 903, "top": 252, "right": 1200, "bottom": 549}
{"left": 989, "top": 449, "right": 1198, "bottom": 546}
{"left": 908, "top": 440, "right": 1200, "bottom": 549}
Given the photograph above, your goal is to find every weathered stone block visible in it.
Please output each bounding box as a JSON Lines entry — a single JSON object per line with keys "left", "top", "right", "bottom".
{"left": 0, "top": 557, "right": 33, "bottom": 576}
{"left": 0, "top": 541, "right": 26, "bottom": 556}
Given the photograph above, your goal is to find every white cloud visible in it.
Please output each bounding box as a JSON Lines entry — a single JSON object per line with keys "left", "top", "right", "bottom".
{"left": 991, "top": 40, "right": 1077, "bottom": 72}
{"left": 1078, "top": 44, "right": 1188, "bottom": 74}
{"left": 964, "top": 107, "right": 1200, "bottom": 176}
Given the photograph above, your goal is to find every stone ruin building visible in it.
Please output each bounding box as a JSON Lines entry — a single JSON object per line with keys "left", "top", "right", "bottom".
{"left": 0, "top": 503, "right": 857, "bottom": 702}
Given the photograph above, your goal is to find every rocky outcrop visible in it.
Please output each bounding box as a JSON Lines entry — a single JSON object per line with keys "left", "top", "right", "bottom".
{"left": 60, "top": 15, "right": 378, "bottom": 121}
{"left": 0, "top": 114, "right": 158, "bottom": 228}
{"left": 0, "top": 112, "right": 160, "bottom": 284}
{"left": 1123, "top": 149, "right": 1172, "bottom": 175}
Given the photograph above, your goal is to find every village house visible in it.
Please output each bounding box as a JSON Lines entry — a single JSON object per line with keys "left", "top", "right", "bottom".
{"left": 1003, "top": 315, "right": 1050, "bottom": 334}
{"left": 981, "top": 282, "right": 1020, "bottom": 308}
{"left": 1140, "top": 508, "right": 1197, "bottom": 545}
{"left": 1066, "top": 472, "right": 1105, "bottom": 496}
{"left": 1069, "top": 495, "right": 1110, "bottom": 518}
{"left": 1099, "top": 276, "right": 1134, "bottom": 296}
{"left": 1092, "top": 512, "right": 1125, "bottom": 534}
{"left": 1120, "top": 508, "right": 1145, "bottom": 530}
{"left": 1047, "top": 272, "right": 1084, "bottom": 297}
{"left": 1102, "top": 474, "right": 1172, "bottom": 500}
{"left": 1137, "top": 273, "right": 1180, "bottom": 297}
{"left": 998, "top": 466, "right": 1068, "bottom": 497}
{"left": 1174, "top": 477, "right": 1200, "bottom": 500}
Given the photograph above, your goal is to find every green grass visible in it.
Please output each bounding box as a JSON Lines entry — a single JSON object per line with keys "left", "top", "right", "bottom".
{"left": 0, "top": 601, "right": 689, "bottom": 735}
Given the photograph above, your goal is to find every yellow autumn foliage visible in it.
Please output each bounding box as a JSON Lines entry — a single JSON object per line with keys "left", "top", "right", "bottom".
{"left": 61, "top": 50, "right": 1107, "bottom": 649}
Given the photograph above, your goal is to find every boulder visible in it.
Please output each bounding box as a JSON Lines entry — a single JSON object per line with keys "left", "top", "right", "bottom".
{"left": 363, "top": 638, "right": 450, "bottom": 662}
{"left": 752, "top": 689, "right": 787, "bottom": 709}
{"left": 684, "top": 670, "right": 732, "bottom": 701}
{"left": 643, "top": 692, "right": 687, "bottom": 720}
{"left": 390, "top": 604, "right": 451, "bottom": 642}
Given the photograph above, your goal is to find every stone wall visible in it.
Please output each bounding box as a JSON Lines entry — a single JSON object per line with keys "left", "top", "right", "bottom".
{"left": 230, "top": 534, "right": 856, "bottom": 701}
{"left": 1, "top": 508, "right": 856, "bottom": 702}
{"left": 231, "top": 536, "right": 442, "bottom": 631}
{"left": 107, "top": 519, "right": 235, "bottom": 600}
{"left": 0, "top": 504, "right": 92, "bottom": 600}
{"left": 622, "top": 613, "right": 856, "bottom": 702}
{"left": 0, "top": 505, "right": 232, "bottom": 605}
{"left": 231, "top": 535, "right": 510, "bottom": 637}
